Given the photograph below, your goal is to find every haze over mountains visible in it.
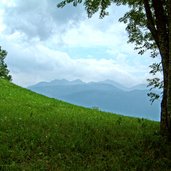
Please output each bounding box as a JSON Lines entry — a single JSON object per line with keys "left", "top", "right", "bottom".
{"left": 28, "top": 79, "right": 161, "bottom": 121}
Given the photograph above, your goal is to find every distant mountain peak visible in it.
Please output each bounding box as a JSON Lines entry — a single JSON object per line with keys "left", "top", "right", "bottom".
{"left": 99, "top": 79, "right": 128, "bottom": 91}
{"left": 129, "top": 84, "right": 148, "bottom": 91}
{"left": 51, "top": 79, "right": 68, "bottom": 83}
{"left": 29, "top": 79, "right": 148, "bottom": 92}
{"left": 71, "top": 79, "right": 84, "bottom": 84}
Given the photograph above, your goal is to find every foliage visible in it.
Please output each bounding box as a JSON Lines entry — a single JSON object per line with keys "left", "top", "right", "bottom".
{"left": 117, "top": 3, "right": 162, "bottom": 103}
{"left": 0, "top": 79, "right": 171, "bottom": 170}
{"left": 0, "top": 47, "right": 12, "bottom": 81}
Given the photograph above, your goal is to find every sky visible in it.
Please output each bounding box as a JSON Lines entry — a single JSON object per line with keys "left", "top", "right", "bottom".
{"left": 0, "top": 0, "right": 160, "bottom": 87}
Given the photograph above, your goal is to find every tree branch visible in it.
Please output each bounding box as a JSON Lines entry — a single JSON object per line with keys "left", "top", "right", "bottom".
{"left": 152, "top": 0, "right": 168, "bottom": 33}
{"left": 143, "top": 0, "right": 159, "bottom": 47}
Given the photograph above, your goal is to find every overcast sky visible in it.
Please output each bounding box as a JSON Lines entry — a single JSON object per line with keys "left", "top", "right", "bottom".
{"left": 0, "top": 0, "right": 160, "bottom": 87}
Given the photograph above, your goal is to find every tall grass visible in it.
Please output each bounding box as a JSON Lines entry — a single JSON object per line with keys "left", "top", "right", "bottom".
{"left": 0, "top": 79, "right": 171, "bottom": 170}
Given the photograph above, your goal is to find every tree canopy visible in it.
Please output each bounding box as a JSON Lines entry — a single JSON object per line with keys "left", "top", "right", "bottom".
{"left": 0, "top": 47, "right": 12, "bottom": 81}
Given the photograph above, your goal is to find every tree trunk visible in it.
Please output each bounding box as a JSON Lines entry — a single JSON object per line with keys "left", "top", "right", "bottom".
{"left": 159, "top": 0, "right": 171, "bottom": 138}
{"left": 160, "top": 58, "right": 169, "bottom": 135}
{"left": 158, "top": 42, "right": 171, "bottom": 136}
{"left": 167, "top": 0, "right": 171, "bottom": 138}
{"left": 144, "top": 0, "right": 170, "bottom": 137}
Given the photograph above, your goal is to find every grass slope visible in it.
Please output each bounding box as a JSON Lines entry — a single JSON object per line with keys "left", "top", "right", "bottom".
{"left": 0, "top": 79, "right": 171, "bottom": 171}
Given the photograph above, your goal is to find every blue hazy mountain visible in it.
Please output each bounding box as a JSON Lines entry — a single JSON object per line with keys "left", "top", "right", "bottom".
{"left": 28, "top": 79, "right": 161, "bottom": 121}
{"left": 129, "top": 84, "right": 148, "bottom": 91}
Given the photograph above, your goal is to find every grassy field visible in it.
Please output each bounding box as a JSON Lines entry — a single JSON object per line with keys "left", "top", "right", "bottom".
{"left": 0, "top": 79, "right": 171, "bottom": 171}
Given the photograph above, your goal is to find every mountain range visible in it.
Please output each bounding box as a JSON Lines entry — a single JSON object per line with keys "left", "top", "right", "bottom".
{"left": 28, "top": 79, "right": 161, "bottom": 121}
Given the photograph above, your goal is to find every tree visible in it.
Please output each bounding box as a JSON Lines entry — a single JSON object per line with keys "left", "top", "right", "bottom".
{"left": 0, "top": 46, "right": 12, "bottom": 81}
{"left": 57, "top": 0, "right": 171, "bottom": 138}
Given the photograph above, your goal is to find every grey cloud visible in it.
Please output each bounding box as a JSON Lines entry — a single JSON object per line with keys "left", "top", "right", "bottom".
{"left": 5, "top": 48, "right": 53, "bottom": 74}
{"left": 1, "top": 34, "right": 146, "bottom": 88}
{"left": 3, "top": 0, "right": 84, "bottom": 40}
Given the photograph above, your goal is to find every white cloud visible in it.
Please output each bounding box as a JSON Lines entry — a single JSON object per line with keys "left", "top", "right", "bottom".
{"left": 2, "top": 0, "right": 84, "bottom": 40}
{"left": 59, "top": 8, "right": 128, "bottom": 48}
{"left": 0, "top": 10, "right": 5, "bottom": 33}
{"left": 0, "top": 0, "right": 15, "bottom": 7}
{"left": 0, "top": 0, "right": 161, "bottom": 88}
{"left": 1, "top": 33, "right": 148, "bottom": 87}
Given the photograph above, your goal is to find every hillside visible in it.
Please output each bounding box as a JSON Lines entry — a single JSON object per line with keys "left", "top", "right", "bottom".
{"left": 0, "top": 79, "right": 171, "bottom": 170}
{"left": 28, "top": 79, "right": 161, "bottom": 121}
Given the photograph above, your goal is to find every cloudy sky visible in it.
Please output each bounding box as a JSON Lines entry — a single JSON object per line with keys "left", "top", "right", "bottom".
{"left": 0, "top": 0, "right": 160, "bottom": 87}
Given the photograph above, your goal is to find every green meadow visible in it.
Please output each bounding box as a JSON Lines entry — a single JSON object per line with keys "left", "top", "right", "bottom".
{"left": 0, "top": 79, "right": 171, "bottom": 170}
